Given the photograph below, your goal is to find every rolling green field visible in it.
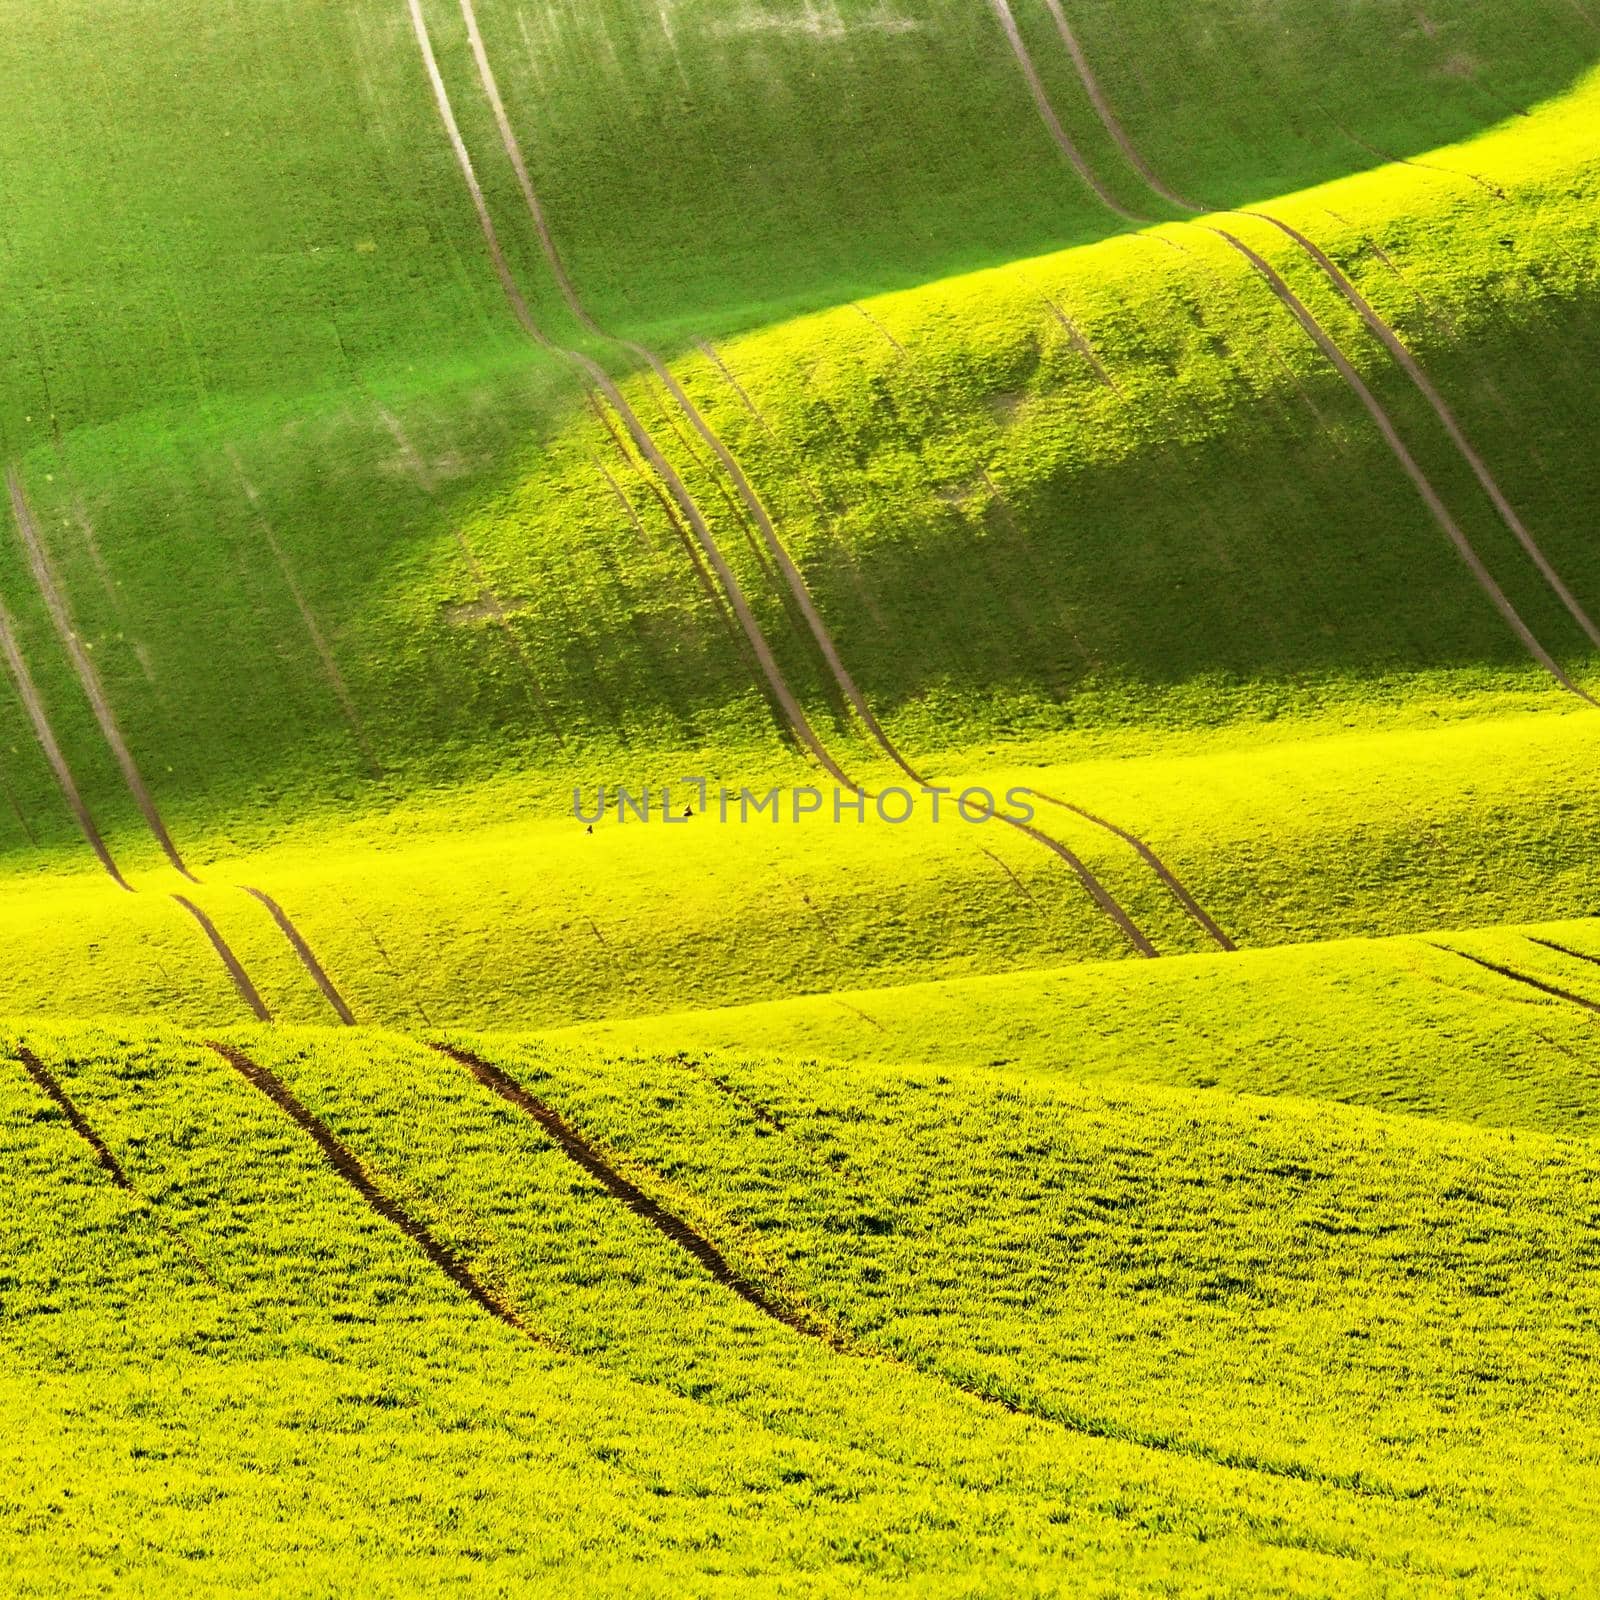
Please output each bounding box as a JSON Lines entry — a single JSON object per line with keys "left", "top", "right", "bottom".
{"left": 3, "top": 0, "right": 1599, "bottom": 1590}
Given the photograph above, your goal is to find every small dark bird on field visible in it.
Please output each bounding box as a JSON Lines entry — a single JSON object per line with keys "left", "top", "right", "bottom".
{"left": 586, "top": 824, "right": 593, "bottom": 834}
{"left": 683, "top": 806, "right": 693, "bottom": 819}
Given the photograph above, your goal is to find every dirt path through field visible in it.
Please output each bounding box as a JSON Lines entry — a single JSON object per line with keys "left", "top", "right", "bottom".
{"left": 230, "top": 459, "right": 382, "bottom": 778}
{"left": 434, "top": 1043, "right": 829, "bottom": 1337}
{"left": 1527, "top": 936, "right": 1600, "bottom": 974}
{"left": 12, "top": 1042, "right": 219, "bottom": 1281}
{"left": 1214, "top": 228, "right": 1593, "bottom": 702}
{"left": 0, "top": 592, "right": 130, "bottom": 889}
{"left": 408, "top": 0, "right": 853, "bottom": 788}
{"left": 173, "top": 896, "right": 272, "bottom": 1021}
{"left": 240, "top": 886, "right": 356, "bottom": 1025}
{"left": 1245, "top": 214, "right": 1600, "bottom": 651}
{"left": 209, "top": 1040, "right": 528, "bottom": 1334}
{"left": 12, "top": 1043, "right": 133, "bottom": 1189}
{"left": 1037, "top": 0, "right": 1197, "bottom": 213}
{"left": 454, "top": 0, "right": 908, "bottom": 782}
{"left": 1034, "top": 790, "right": 1234, "bottom": 949}
{"left": 7, "top": 469, "right": 197, "bottom": 879}
{"left": 418, "top": 0, "right": 1176, "bottom": 956}
{"left": 1032, "top": 7, "right": 1600, "bottom": 661}
{"left": 1438, "top": 945, "right": 1600, "bottom": 1015}
{"left": 985, "top": 0, "right": 1143, "bottom": 222}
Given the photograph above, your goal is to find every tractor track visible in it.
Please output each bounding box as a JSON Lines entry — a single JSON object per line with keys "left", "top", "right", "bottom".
{"left": 408, "top": 0, "right": 853, "bottom": 788}
{"left": 1033, "top": 790, "right": 1234, "bottom": 950}
{"left": 231, "top": 459, "right": 383, "bottom": 778}
{"left": 4, "top": 469, "right": 356, "bottom": 1024}
{"left": 12, "top": 1043, "right": 133, "bottom": 1191}
{"left": 1526, "top": 935, "right": 1600, "bottom": 975}
{"left": 0, "top": 590, "right": 130, "bottom": 889}
{"left": 1212, "top": 226, "right": 1593, "bottom": 702}
{"left": 208, "top": 1040, "right": 528, "bottom": 1335}
{"left": 11, "top": 1043, "right": 219, "bottom": 1284}
{"left": 416, "top": 0, "right": 1173, "bottom": 953}
{"left": 7, "top": 469, "right": 196, "bottom": 880}
{"left": 433, "top": 1043, "right": 830, "bottom": 1339}
{"left": 1012, "top": 4, "right": 1600, "bottom": 685}
{"left": 416, "top": 0, "right": 1195, "bottom": 957}
{"left": 174, "top": 897, "right": 273, "bottom": 1022}
{"left": 454, "top": 0, "right": 903, "bottom": 781}
{"left": 239, "top": 887, "right": 357, "bottom": 1025}
{"left": 1436, "top": 945, "right": 1600, "bottom": 1015}
{"left": 432, "top": 1046, "right": 1420, "bottom": 1501}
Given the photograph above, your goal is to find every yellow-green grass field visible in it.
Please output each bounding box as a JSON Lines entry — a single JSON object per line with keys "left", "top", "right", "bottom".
{"left": 4, "top": 0, "right": 1600, "bottom": 1590}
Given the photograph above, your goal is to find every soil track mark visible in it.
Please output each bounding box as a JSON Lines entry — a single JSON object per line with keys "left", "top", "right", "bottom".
{"left": 434, "top": 1043, "right": 832, "bottom": 1340}
{"left": 1527, "top": 936, "right": 1600, "bottom": 974}
{"left": 1033, "top": 9, "right": 1600, "bottom": 657}
{"left": 7, "top": 468, "right": 196, "bottom": 879}
{"left": 408, "top": 0, "right": 852, "bottom": 786}
{"left": 430, "top": 1, "right": 1168, "bottom": 956}
{"left": 1438, "top": 945, "right": 1600, "bottom": 1015}
{"left": 239, "top": 887, "right": 356, "bottom": 1025}
{"left": 1045, "top": 299, "right": 1121, "bottom": 390}
{"left": 12, "top": 1043, "right": 132, "bottom": 1190}
{"left": 984, "top": 0, "right": 1142, "bottom": 221}
{"left": 1214, "top": 228, "right": 1592, "bottom": 701}
{"left": 453, "top": 0, "right": 890, "bottom": 783}
{"left": 0, "top": 591, "right": 130, "bottom": 889}
{"left": 1244, "top": 214, "right": 1600, "bottom": 651}
{"left": 172, "top": 897, "right": 272, "bottom": 1022}
{"left": 1037, "top": 0, "right": 1195, "bottom": 213}
{"left": 432, "top": 1058, "right": 1414, "bottom": 1496}
{"left": 6, "top": 478, "right": 346, "bottom": 1014}
{"left": 11, "top": 1043, "right": 219, "bottom": 1282}
{"left": 208, "top": 1040, "right": 527, "bottom": 1334}
{"left": 1034, "top": 790, "right": 1235, "bottom": 949}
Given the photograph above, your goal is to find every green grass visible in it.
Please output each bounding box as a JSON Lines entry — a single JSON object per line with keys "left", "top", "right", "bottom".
{"left": 5, "top": 0, "right": 1600, "bottom": 1587}
{"left": 549, "top": 913, "right": 1600, "bottom": 1139}
{"left": 5, "top": 1012, "right": 1600, "bottom": 1592}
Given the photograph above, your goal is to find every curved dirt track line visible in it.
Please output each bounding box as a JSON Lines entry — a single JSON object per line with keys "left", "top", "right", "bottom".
{"left": 407, "top": 0, "right": 852, "bottom": 789}
{"left": 239, "top": 887, "right": 356, "bottom": 1025}
{"left": 1005, "top": 813, "right": 1159, "bottom": 956}
{"left": 1527, "top": 935, "right": 1600, "bottom": 974}
{"left": 1213, "top": 227, "right": 1592, "bottom": 702}
{"left": 1037, "top": 0, "right": 1196, "bottom": 214}
{"left": 424, "top": 0, "right": 1164, "bottom": 956}
{"left": 434, "top": 1043, "right": 831, "bottom": 1339}
{"left": 1033, "top": 790, "right": 1235, "bottom": 950}
{"left": 434, "top": 1051, "right": 1416, "bottom": 1496}
{"left": 454, "top": 0, "right": 907, "bottom": 782}
{"left": 6, "top": 478, "right": 344, "bottom": 1013}
{"left": 208, "top": 1040, "right": 528, "bottom": 1335}
{"left": 1034, "top": 9, "right": 1600, "bottom": 660}
{"left": 11, "top": 1042, "right": 219, "bottom": 1283}
{"left": 1242, "top": 212, "right": 1600, "bottom": 652}
{"left": 12, "top": 1043, "right": 132, "bottom": 1190}
{"left": 172, "top": 896, "right": 272, "bottom": 1022}
{"left": 1437, "top": 945, "right": 1600, "bottom": 1015}
{"left": 984, "top": 0, "right": 1142, "bottom": 222}
{"left": 0, "top": 592, "right": 130, "bottom": 889}
{"left": 7, "top": 469, "right": 196, "bottom": 880}
{"left": 695, "top": 340, "right": 892, "bottom": 632}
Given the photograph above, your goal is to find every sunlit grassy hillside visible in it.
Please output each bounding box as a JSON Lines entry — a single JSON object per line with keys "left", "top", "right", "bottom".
{"left": 6, "top": 1010, "right": 1600, "bottom": 1593}
{"left": 4, "top": 5, "right": 1600, "bottom": 1588}
{"left": 0, "top": 0, "right": 1595, "bottom": 1028}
